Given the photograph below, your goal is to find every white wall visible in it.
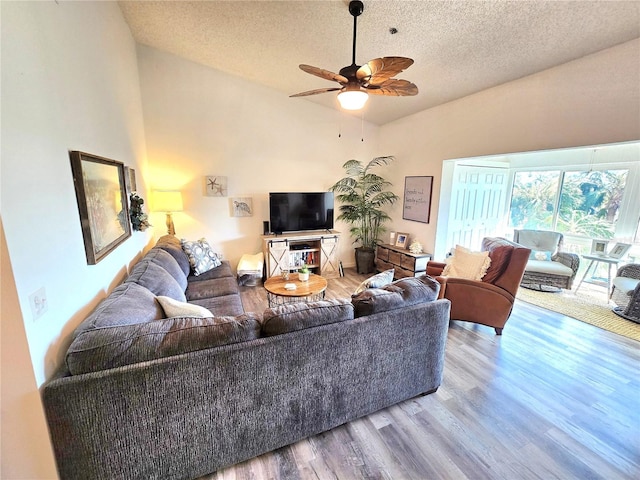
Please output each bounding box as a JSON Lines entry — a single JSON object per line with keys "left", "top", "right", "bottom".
{"left": 379, "top": 39, "right": 640, "bottom": 257}
{"left": 1, "top": 1, "right": 150, "bottom": 477}
{"left": 137, "top": 45, "right": 381, "bottom": 269}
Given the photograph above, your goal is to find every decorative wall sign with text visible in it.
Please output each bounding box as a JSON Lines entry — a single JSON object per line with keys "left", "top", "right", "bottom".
{"left": 403, "top": 176, "right": 433, "bottom": 223}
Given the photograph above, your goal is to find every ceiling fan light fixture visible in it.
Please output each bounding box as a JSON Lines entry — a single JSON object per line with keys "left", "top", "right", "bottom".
{"left": 337, "top": 89, "right": 368, "bottom": 110}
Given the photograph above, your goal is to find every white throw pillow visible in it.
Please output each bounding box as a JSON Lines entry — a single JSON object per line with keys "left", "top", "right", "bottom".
{"left": 156, "top": 296, "right": 213, "bottom": 318}
{"left": 442, "top": 245, "right": 491, "bottom": 280}
{"left": 353, "top": 269, "right": 395, "bottom": 294}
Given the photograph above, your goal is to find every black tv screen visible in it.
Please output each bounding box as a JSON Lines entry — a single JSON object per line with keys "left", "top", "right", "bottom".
{"left": 269, "top": 192, "right": 334, "bottom": 233}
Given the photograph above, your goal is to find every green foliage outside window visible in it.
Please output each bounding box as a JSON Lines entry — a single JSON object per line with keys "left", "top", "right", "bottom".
{"left": 509, "top": 169, "right": 628, "bottom": 239}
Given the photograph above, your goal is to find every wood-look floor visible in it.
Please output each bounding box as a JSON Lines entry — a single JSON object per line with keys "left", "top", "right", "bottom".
{"left": 203, "top": 269, "right": 640, "bottom": 480}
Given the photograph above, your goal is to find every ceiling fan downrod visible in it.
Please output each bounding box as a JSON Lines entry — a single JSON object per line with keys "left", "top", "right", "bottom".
{"left": 349, "top": 1, "right": 364, "bottom": 67}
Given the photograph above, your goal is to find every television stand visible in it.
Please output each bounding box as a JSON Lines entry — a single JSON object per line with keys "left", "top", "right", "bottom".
{"left": 263, "top": 230, "right": 341, "bottom": 278}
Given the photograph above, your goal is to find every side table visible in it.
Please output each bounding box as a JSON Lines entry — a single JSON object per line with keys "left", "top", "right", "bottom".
{"left": 575, "top": 254, "right": 621, "bottom": 296}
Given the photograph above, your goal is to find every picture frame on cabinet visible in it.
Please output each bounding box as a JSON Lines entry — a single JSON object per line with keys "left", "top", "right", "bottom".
{"left": 395, "top": 232, "right": 410, "bottom": 249}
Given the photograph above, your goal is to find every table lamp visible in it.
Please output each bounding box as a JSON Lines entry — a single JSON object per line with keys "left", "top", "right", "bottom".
{"left": 153, "top": 190, "right": 183, "bottom": 235}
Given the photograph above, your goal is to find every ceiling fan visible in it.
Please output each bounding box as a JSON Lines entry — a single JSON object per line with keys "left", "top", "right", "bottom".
{"left": 290, "top": 0, "right": 418, "bottom": 110}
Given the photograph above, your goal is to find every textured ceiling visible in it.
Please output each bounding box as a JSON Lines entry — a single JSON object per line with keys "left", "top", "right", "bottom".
{"left": 119, "top": 1, "right": 640, "bottom": 125}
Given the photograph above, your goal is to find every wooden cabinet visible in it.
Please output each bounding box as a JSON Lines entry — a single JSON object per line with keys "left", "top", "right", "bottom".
{"left": 375, "top": 243, "right": 432, "bottom": 279}
{"left": 263, "top": 231, "right": 341, "bottom": 278}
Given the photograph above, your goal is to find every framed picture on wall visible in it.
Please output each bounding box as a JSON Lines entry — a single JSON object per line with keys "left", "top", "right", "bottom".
{"left": 403, "top": 176, "right": 433, "bottom": 223}
{"left": 70, "top": 151, "right": 131, "bottom": 264}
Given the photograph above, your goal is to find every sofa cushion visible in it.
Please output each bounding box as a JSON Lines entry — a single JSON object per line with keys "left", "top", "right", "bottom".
{"left": 181, "top": 238, "right": 222, "bottom": 276}
{"left": 72, "top": 282, "right": 164, "bottom": 337}
{"left": 262, "top": 299, "right": 354, "bottom": 336}
{"left": 187, "top": 260, "right": 234, "bottom": 283}
{"left": 524, "top": 259, "right": 574, "bottom": 276}
{"left": 185, "top": 276, "right": 240, "bottom": 301}
{"left": 156, "top": 296, "right": 213, "bottom": 318}
{"left": 189, "top": 294, "right": 245, "bottom": 317}
{"left": 66, "top": 313, "right": 262, "bottom": 375}
{"left": 352, "top": 275, "right": 440, "bottom": 317}
{"left": 442, "top": 245, "right": 491, "bottom": 280}
{"left": 155, "top": 241, "right": 191, "bottom": 277}
{"left": 353, "top": 268, "right": 395, "bottom": 294}
{"left": 144, "top": 248, "right": 188, "bottom": 291}
{"left": 125, "top": 260, "right": 186, "bottom": 302}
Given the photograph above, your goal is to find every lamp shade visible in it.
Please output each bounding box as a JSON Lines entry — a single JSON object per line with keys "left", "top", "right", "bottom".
{"left": 152, "top": 190, "right": 183, "bottom": 213}
{"left": 337, "top": 90, "right": 368, "bottom": 110}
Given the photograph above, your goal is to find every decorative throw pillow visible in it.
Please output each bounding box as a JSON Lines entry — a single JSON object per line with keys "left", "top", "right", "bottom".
{"left": 181, "top": 238, "right": 222, "bottom": 276}
{"left": 353, "top": 269, "right": 395, "bottom": 294}
{"left": 442, "top": 245, "right": 491, "bottom": 280}
{"left": 156, "top": 295, "right": 213, "bottom": 318}
{"left": 529, "top": 250, "right": 552, "bottom": 261}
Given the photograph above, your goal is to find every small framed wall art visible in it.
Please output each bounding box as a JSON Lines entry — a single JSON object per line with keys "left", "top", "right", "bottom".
{"left": 70, "top": 151, "right": 131, "bottom": 264}
{"left": 395, "top": 232, "right": 410, "bottom": 249}
{"left": 231, "top": 197, "right": 253, "bottom": 217}
{"left": 403, "top": 176, "right": 433, "bottom": 223}
{"left": 205, "top": 176, "right": 228, "bottom": 197}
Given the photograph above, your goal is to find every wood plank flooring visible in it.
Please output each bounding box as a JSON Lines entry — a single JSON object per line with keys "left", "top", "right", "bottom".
{"left": 202, "top": 269, "right": 640, "bottom": 480}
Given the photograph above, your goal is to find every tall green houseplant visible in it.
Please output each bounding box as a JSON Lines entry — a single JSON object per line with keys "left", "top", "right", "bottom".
{"left": 330, "top": 156, "right": 399, "bottom": 274}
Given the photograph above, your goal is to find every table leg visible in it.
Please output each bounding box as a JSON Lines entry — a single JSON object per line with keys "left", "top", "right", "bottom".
{"left": 575, "top": 259, "right": 596, "bottom": 293}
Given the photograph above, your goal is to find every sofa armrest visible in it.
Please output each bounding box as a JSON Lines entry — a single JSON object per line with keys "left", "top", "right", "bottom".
{"left": 617, "top": 263, "right": 640, "bottom": 280}
{"left": 554, "top": 252, "right": 580, "bottom": 274}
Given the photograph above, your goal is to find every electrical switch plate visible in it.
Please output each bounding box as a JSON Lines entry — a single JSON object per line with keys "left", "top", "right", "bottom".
{"left": 29, "top": 287, "right": 48, "bottom": 321}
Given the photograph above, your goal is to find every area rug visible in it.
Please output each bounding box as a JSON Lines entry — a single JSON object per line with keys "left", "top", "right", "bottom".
{"left": 516, "top": 285, "right": 640, "bottom": 342}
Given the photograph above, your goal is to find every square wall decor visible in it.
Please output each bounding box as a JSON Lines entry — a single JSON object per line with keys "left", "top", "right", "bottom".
{"left": 230, "top": 197, "right": 253, "bottom": 217}
{"left": 205, "top": 176, "right": 227, "bottom": 197}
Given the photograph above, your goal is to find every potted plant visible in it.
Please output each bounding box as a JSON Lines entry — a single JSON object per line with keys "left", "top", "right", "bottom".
{"left": 330, "top": 156, "right": 400, "bottom": 274}
{"left": 298, "top": 263, "right": 310, "bottom": 282}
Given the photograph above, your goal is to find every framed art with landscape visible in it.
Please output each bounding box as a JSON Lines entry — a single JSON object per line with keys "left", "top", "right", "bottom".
{"left": 70, "top": 151, "right": 131, "bottom": 265}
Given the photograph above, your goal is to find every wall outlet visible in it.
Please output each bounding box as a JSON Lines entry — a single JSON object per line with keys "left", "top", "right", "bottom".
{"left": 29, "top": 287, "right": 48, "bottom": 321}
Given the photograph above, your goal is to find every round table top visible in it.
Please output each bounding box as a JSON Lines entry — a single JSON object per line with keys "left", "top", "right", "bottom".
{"left": 264, "top": 273, "right": 328, "bottom": 298}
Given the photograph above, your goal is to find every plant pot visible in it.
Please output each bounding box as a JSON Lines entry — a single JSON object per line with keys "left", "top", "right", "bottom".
{"left": 355, "top": 247, "right": 376, "bottom": 274}
{"left": 298, "top": 272, "right": 309, "bottom": 282}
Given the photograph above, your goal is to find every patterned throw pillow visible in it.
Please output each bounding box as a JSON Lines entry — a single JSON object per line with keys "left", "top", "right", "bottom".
{"left": 442, "top": 245, "right": 491, "bottom": 280}
{"left": 180, "top": 238, "right": 222, "bottom": 276}
{"left": 529, "top": 250, "right": 552, "bottom": 261}
{"left": 353, "top": 269, "right": 395, "bottom": 294}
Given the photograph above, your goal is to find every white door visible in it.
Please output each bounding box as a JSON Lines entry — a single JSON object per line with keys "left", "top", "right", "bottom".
{"left": 444, "top": 164, "right": 510, "bottom": 252}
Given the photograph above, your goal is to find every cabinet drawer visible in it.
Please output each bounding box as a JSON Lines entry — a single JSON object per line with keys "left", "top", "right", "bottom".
{"left": 401, "top": 254, "right": 431, "bottom": 271}
{"left": 388, "top": 250, "right": 402, "bottom": 265}
{"left": 375, "top": 259, "right": 394, "bottom": 272}
{"left": 400, "top": 254, "right": 416, "bottom": 270}
{"left": 395, "top": 266, "right": 415, "bottom": 278}
{"left": 376, "top": 245, "right": 389, "bottom": 261}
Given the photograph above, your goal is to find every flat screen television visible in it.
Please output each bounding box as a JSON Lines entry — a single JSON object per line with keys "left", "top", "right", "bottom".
{"left": 269, "top": 192, "right": 334, "bottom": 234}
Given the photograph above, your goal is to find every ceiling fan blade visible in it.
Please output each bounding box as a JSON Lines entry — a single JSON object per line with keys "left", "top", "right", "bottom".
{"left": 299, "top": 65, "right": 348, "bottom": 85}
{"left": 290, "top": 87, "right": 342, "bottom": 98}
{"left": 365, "top": 79, "right": 419, "bottom": 96}
{"left": 356, "top": 57, "right": 414, "bottom": 86}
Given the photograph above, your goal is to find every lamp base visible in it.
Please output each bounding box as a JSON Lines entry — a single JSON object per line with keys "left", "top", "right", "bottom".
{"left": 166, "top": 213, "right": 175, "bottom": 235}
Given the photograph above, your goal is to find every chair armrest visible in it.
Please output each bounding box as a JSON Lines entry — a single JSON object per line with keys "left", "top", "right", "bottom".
{"left": 427, "top": 261, "right": 446, "bottom": 277}
{"left": 617, "top": 263, "right": 640, "bottom": 280}
{"left": 554, "top": 252, "right": 580, "bottom": 274}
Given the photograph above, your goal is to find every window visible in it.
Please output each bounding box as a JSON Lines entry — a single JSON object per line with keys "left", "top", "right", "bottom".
{"left": 509, "top": 168, "right": 629, "bottom": 239}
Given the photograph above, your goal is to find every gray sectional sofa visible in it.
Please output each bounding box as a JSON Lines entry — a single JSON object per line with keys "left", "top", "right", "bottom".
{"left": 42, "top": 235, "right": 451, "bottom": 480}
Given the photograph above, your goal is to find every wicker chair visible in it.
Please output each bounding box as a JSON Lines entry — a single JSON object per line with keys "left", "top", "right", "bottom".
{"left": 610, "top": 264, "right": 640, "bottom": 323}
{"left": 513, "top": 229, "right": 580, "bottom": 291}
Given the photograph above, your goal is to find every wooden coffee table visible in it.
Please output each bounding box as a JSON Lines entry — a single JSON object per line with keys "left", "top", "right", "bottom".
{"left": 264, "top": 273, "right": 328, "bottom": 307}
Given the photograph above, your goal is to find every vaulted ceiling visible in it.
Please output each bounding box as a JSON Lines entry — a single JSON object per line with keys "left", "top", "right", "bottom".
{"left": 119, "top": 1, "right": 640, "bottom": 125}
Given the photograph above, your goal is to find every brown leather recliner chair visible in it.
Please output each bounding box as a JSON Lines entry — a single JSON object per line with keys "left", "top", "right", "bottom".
{"left": 426, "top": 237, "right": 531, "bottom": 335}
